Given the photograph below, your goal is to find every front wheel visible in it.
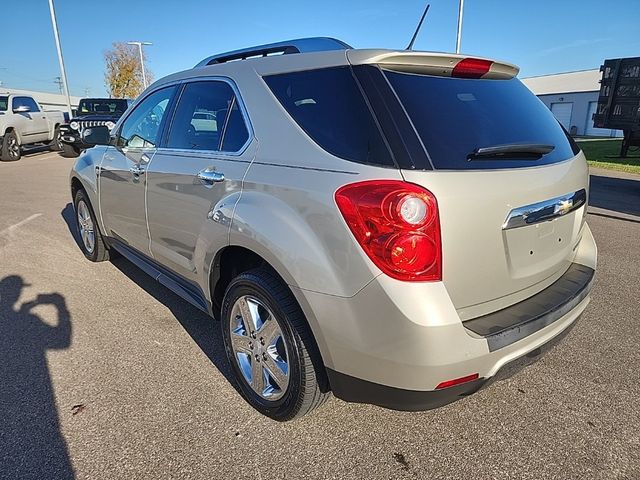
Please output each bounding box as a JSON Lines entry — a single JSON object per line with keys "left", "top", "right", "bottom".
{"left": 74, "top": 189, "right": 109, "bottom": 262}
{"left": 221, "top": 268, "right": 329, "bottom": 421}
{"left": 61, "top": 143, "right": 80, "bottom": 158}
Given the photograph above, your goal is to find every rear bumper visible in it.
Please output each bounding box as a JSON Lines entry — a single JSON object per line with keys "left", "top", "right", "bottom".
{"left": 464, "top": 263, "right": 594, "bottom": 351}
{"left": 326, "top": 316, "right": 577, "bottom": 411}
{"left": 294, "top": 223, "right": 597, "bottom": 410}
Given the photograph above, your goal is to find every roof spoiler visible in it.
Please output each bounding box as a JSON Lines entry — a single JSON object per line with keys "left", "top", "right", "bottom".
{"left": 347, "top": 50, "right": 519, "bottom": 79}
{"left": 195, "top": 37, "right": 352, "bottom": 67}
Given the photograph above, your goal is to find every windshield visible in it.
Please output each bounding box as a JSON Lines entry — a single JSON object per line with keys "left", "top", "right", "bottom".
{"left": 0, "top": 96, "right": 7, "bottom": 112}
{"left": 384, "top": 71, "right": 580, "bottom": 170}
{"left": 77, "top": 99, "right": 128, "bottom": 115}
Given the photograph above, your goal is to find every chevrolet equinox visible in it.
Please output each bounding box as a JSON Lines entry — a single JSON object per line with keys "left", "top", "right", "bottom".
{"left": 70, "top": 38, "right": 597, "bottom": 421}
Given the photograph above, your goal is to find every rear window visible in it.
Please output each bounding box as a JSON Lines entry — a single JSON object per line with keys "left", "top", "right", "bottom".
{"left": 385, "top": 71, "right": 580, "bottom": 170}
{"left": 264, "top": 67, "right": 395, "bottom": 167}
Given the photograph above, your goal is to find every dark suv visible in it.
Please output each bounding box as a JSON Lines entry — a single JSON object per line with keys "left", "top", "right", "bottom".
{"left": 60, "top": 98, "right": 130, "bottom": 157}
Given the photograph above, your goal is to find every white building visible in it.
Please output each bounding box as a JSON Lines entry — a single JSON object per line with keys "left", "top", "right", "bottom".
{"left": 2, "top": 87, "right": 81, "bottom": 116}
{"left": 522, "top": 69, "right": 622, "bottom": 138}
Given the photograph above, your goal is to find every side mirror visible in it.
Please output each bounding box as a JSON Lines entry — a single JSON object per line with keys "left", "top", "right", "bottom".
{"left": 82, "top": 126, "right": 111, "bottom": 146}
{"left": 14, "top": 105, "right": 30, "bottom": 113}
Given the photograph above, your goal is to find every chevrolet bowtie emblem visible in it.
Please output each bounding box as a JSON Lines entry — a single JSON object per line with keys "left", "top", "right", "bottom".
{"left": 555, "top": 199, "right": 573, "bottom": 215}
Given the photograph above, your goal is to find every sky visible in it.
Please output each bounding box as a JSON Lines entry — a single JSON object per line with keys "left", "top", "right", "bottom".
{"left": 1, "top": 0, "right": 639, "bottom": 97}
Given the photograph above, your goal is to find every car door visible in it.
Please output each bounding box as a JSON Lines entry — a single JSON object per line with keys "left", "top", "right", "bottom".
{"left": 12, "top": 97, "right": 48, "bottom": 142}
{"left": 146, "top": 79, "right": 254, "bottom": 283}
{"left": 99, "top": 85, "right": 177, "bottom": 255}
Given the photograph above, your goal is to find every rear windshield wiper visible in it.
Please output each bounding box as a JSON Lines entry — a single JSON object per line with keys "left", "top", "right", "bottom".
{"left": 468, "top": 143, "right": 555, "bottom": 161}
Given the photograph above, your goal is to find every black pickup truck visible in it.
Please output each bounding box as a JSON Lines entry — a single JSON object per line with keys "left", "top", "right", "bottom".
{"left": 593, "top": 56, "right": 640, "bottom": 157}
{"left": 60, "top": 98, "right": 130, "bottom": 157}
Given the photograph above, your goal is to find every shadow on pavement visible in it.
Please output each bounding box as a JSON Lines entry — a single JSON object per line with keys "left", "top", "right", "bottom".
{"left": 0, "top": 275, "right": 74, "bottom": 480}
{"left": 61, "top": 203, "right": 83, "bottom": 249}
{"left": 109, "top": 257, "right": 236, "bottom": 387}
{"left": 589, "top": 174, "right": 640, "bottom": 218}
{"left": 60, "top": 203, "right": 237, "bottom": 392}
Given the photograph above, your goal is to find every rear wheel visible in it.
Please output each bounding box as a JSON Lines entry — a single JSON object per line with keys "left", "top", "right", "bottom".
{"left": 221, "top": 268, "right": 329, "bottom": 421}
{"left": 49, "top": 125, "right": 63, "bottom": 151}
{"left": 61, "top": 143, "right": 80, "bottom": 158}
{"left": 74, "top": 189, "right": 109, "bottom": 262}
{"left": 1, "top": 131, "right": 21, "bottom": 161}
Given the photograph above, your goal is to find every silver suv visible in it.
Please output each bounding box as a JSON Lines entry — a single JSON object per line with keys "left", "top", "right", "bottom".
{"left": 70, "top": 38, "right": 597, "bottom": 421}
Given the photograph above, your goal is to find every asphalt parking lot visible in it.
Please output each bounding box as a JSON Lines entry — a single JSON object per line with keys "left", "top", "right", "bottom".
{"left": 1, "top": 150, "right": 639, "bottom": 480}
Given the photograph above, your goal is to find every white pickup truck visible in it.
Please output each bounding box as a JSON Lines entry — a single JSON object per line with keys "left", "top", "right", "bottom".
{"left": 0, "top": 93, "right": 66, "bottom": 161}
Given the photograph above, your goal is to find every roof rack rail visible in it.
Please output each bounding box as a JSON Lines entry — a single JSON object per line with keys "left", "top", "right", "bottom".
{"left": 195, "top": 37, "right": 352, "bottom": 67}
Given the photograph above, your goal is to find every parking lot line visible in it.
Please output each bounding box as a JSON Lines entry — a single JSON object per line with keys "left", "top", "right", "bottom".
{"left": 0, "top": 213, "right": 43, "bottom": 237}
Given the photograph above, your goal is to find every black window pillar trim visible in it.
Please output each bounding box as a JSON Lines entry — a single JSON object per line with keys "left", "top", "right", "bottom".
{"left": 352, "top": 64, "right": 433, "bottom": 171}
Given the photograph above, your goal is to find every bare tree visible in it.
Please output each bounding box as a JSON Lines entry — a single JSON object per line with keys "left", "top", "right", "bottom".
{"left": 103, "top": 42, "right": 153, "bottom": 99}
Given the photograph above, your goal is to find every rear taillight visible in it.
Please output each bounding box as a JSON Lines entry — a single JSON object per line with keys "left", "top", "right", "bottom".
{"left": 335, "top": 180, "right": 441, "bottom": 281}
{"left": 452, "top": 58, "right": 493, "bottom": 79}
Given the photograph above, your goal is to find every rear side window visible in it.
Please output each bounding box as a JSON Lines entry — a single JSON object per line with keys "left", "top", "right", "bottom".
{"left": 264, "top": 67, "right": 395, "bottom": 167}
{"left": 167, "top": 81, "right": 249, "bottom": 152}
{"left": 385, "top": 71, "right": 579, "bottom": 170}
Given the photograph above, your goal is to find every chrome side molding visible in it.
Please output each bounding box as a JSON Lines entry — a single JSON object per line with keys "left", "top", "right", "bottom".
{"left": 502, "top": 189, "right": 587, "bottom": 230}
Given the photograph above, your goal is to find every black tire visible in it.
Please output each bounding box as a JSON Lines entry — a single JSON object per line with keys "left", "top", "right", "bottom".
{"left": 221, "top": 267, "right": 330, "bottom": 421}
{"left": 1, "top": 130, "right": 21, "bottom": 161}
{"left": 73, "top": 189, "right": 110, "bottom": 262}
{"left": 49, "top": 125, "right": 63, "bottom": 151}
{"left": 61, "top": 143, "right": 80, "bottom": 158}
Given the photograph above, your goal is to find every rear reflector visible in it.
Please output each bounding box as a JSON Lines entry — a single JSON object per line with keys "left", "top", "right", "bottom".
{"left": 435, "top": 373, "right": 480, "bottom": 390}
{"left": 452, "top": 58, "right": 493, "bottom": 79}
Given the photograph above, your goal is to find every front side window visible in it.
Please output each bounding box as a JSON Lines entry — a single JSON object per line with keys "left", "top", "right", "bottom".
{"left": 0, "top": 96, "right": 7, "bottom": 112}
{"left": 264, "top": 67, "right": 394, "bottom": 167}
{"left": 12, "top": 96, "right": 40, "bottom": 112}
{"left": 118, "top": 86, "right": 175, "bottom": 148}
{"left": 167, "top": 81, "right": 249, "bottom": 152}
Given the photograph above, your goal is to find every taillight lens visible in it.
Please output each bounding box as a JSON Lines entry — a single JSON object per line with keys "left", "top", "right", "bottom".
{"left": 335, "top": 180, "right": 441, "bottom": 281}
{"left": 451, "top": 58, "right": 493, "bottom": 78}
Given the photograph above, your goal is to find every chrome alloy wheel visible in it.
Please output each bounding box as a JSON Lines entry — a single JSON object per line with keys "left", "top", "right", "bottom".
{"left": 229, "top": 295, "right": 290, "bottom": 401}
{"left": 7, "top": 136, "right": 20, "bottom": 160}
{"left": 76, "top": 200, "right": 95, "bottom": 254}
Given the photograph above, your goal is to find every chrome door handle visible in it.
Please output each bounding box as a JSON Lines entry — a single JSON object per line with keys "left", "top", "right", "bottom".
{"left": 197, "top": 170, "right": 225, "bottom": 184}
{"left": 129, "top": 165, "right": 145, "bottom": 175}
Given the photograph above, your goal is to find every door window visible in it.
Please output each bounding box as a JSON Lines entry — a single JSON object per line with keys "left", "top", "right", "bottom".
{"left": 118, "top": 86, "right": 176, "bottom": 148}
{"left": 167, "top": 81, "right": 249, "bottom": 152}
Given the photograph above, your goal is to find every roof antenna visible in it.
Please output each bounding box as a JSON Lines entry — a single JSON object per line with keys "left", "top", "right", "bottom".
{"left": 406, "top": 3, "right": 431, "bottom": 50}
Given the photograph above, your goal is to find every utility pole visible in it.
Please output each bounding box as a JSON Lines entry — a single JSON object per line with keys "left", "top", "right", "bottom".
{"left": 127, "top": 41, "right": 152, "bottom": 89}
{"left": 48, "top": 0, "right": 72, "bottom": 115}
{"left": 84, "top": 87, "right": 90, "bottom": 97}
{"left": 54, "top": 76, "right": 64, "bottom": 94}
{"left": 456, "top": 0, "right": 465, "bottom": 54}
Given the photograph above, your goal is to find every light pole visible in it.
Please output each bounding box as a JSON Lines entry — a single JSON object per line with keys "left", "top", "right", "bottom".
{"left": 128, "top": 41, "right": 152, "bottom": 89}
{"left": 48, "top": 0, "right": 72, "bottom": 116}
{"left": 455, "top": 0, "right": 465, "bottom": 54}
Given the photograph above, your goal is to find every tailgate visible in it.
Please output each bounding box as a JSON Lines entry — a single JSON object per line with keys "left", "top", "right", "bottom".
{"left": 402, "top": 155, "right": 589, "bottom": 313}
